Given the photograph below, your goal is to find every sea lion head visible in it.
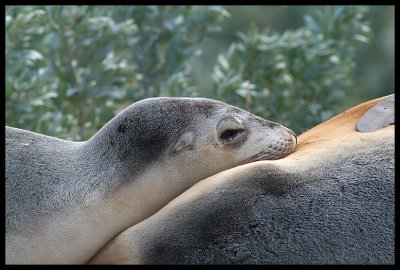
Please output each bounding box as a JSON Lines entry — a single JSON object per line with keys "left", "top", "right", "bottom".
{"left": 95, "top": 97, "right": 296, "bottom": 187}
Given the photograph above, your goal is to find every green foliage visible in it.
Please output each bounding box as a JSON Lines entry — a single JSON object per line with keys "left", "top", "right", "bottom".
{"left": 211, "top": 6, "right": 371, "bottom": 133}
{"left": 6, "top": 6, "right": 228, "bottom": 140}
{"left": 6, "top": 6, "right": 377, "bottom": 140}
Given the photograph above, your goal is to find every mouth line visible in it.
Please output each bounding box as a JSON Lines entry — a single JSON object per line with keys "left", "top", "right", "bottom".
{"left": 237, "top": 152, "right": 282, "bottom": 166}
{"left": 237, "top": 142, "right": 296, "bottom": 166}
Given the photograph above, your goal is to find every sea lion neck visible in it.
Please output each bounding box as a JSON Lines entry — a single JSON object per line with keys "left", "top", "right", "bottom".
{"left": 80, "top": 106, "right": 173, "bottom": 187}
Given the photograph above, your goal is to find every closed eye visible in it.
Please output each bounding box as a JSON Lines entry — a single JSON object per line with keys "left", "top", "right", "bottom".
{"left": 219, "top": 128, "right": 245, "bottom": 142}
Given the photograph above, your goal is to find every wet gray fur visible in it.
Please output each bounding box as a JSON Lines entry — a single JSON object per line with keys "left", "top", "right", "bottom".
{"left": 356, "top": 94, "right": 394, "bottom": 132}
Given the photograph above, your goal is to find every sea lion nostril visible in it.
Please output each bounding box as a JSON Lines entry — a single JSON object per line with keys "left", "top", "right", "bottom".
{"left": 284, "top": 128, "right": 297, "bottom": 144}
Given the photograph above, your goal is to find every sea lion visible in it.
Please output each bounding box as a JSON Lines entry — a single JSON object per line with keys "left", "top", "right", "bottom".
{"left": 89, "top": 95, "right": 394, "bottom": 264}
{"left": 6, "top": 97, "right": 296, "bottom": 264}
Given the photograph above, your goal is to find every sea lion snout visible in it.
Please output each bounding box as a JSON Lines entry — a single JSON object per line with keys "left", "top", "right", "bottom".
{"left": 285, "top": 127, "right": 297, "bottom": 145}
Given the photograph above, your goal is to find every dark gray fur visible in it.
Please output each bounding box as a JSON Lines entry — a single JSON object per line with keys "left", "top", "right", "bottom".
{"left": 131, "top": 136, "right": 394, "bottom": 264}
{"left": 356, "top": 94, "right": 394, "bottom": 132}
{"left": 7, "top": 98, "right": 269, "bottom": 235}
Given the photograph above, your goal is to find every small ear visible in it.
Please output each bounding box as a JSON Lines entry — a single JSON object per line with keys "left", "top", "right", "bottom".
{"left": 172, "top": 132, "right": 195, "bottom": 154}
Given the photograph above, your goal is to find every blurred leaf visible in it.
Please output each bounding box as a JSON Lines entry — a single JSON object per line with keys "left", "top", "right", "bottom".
{"left": 210, "top": 6, "right": 372, "bottom": 134}
{"left": 6, "top": 5, "right": 229, "bottom": 140}
{"left": 6, "top": 6, "right": 391, "bottom": 140}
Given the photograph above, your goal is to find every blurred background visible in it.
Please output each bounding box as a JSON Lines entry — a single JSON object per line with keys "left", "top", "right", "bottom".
{"left": 5, "top": 5, "right": 394, "bottom": 140}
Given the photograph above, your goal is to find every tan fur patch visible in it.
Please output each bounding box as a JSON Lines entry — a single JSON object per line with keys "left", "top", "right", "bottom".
{"left": 295, "top": 95, "right": 392, "bottom": 155}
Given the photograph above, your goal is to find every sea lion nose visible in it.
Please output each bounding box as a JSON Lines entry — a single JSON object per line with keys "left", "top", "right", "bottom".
{"left": 285, "top": 128, "right": 297, "bottom": 144}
